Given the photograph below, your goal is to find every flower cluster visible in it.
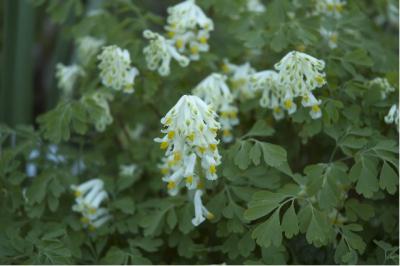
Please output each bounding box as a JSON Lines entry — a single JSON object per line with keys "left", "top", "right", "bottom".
{"left": 143, "top": 30, "right": 189, "bottom": 76}
{"left": 222, "top": 59, "right": 257, "bottom": 100}
{"left": 384, "top": 104, "right": 399, "bottom": 130}
{"left": 98, "top": 45, "right": 139, "bottom": 93}
{"left": 250, "top": 51, "right": 326, "bottom": 120}
{"left": 55, "top": 64, "right": 85, "bottom": 97}
{"left": 315, "top": 0, "right": 346, "bottom": 18}
{"left": 193, "top": 73, "right": 238, "bottom": 142}
{"left": 368, "top": 77, "right": 395, "bottom": 100}
{"left": 71, "top": 179, "right": 111, "bottom": 230}
{"left": 143, "top": 0, "right": 213, "bottom": 76}
{"left": 155, "top": 95, "right": 220, "bottom": 226}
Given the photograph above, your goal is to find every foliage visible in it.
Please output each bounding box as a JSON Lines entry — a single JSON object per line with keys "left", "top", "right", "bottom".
{"left": 1, "top": 0, "right": 399, "bottom": 264}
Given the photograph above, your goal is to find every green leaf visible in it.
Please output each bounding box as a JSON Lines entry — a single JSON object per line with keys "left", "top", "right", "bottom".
{"left": 260, "top": 142, "right": 287, "bottom": 167}
{"left": 244, "top": 120, "right": 275, "bottom": 138}
{"left": 244, "top": 191, "right": 287, "bottom": 221}
{"left": 129, "top": 238, "right": 163, "bottom": 252}
{"left": 249, "top": 142, "right": 262, "bottom": 166}
{"left": 238, "top": 231, "right": 256, "bottom": 257}
{"left": 234, "top": 141, "right": 252, "bottom": 170}
{"left": 379, "top": 162, "right": 398, "bottom": 194}
{"left": 345, "top": 199, "right": 375, "bottom": 222}
{"left": 26, "top": 174, "right": 51, "bottom": 204}
{"left": 252, "top": 209, "right": 282, "bottom": 248}
{"left": 343, "top": 49, "right": 373, "bottom": 67}
{"left": 281, "top": 203, "right": 299, "bottom": 238}
{"left": 113, "top": 197, "right": 135, "bottom": 214}
{"left": 355, "top": 157, "right": 379, "bottom": 198}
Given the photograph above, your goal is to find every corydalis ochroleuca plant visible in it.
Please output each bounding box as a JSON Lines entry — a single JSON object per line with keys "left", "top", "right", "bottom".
{"left": 154, "top": 95, "right": 221, "bottom": 226}
{"left": 193, "top": 73, "right": 239, "bottom": 143}
{"left": 98, "top": 45, "right": 139, "bottom": 94}
{"left": 71, "top": 179, "right": 111, "bottom": 230}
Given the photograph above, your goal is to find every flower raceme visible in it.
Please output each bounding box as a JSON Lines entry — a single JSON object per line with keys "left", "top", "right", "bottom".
{"left": 155, "top": 95, "right": 220, "bottom": 226}
{"left": 76, "top": 36, "right": 104, "bottom": 66}
{"left": 315, "top": 0, "right": 346, "bottom": 18}
{"left": 384, "top": 104, "right": 399, "bottom": 130}
{"left": 193, "top": 73, "right": 239, "bottom": 142}
{"left": 71, "top": 179, "right": 111, "bottom": 230}
{"left": 368, "top": 77, "right": 396, "bottom": 100}
{"left": 143, "top": 0, "right": 213, "bottom": 76}
{"left": 98, "top": 45, "right": 139, "bottom": 93}
{"left": 165, "top": 0, "right": 213, "bottom": 60}
{"left": 222, "top": 59, "right": 257, "bottom": 100}
{"left": 143, "top": 30, "right": 189, "bottom": 76}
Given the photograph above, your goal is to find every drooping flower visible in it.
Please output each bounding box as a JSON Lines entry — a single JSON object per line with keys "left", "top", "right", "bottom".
{"left": 193, "top": 73, "right": 238, "bottom": 142}
{"left": 222, "top": 59, "right": 256, "bottom": 100}
{"left": 384, "top": 104, "right": 399, "bottom": 130}
{"left": 192, "top": 189, "right": 214, "bottom": 226}
{"left": 155, "top": 95, "right": 220, "bottom": 226}
{"left": 320, "top": 27, "right": 338, "bottom": 49}
{"left": 315, "top": 0, "right": 346, "bottom": 18}
{"left": 55, "top": 64, "right": 85, "bottom": 97}
{"left": 301, "top": 92, "right": 322, "bottom": 119}
{"left": 143, "top": 30, "right": 190, "bottom": 76}
{"left": 77, "top": 36, "right": 104, "bottom": 65}
{"left": 246, "top": 0, "right": 266, "bottom": 13}
{"left": 71, "top": 179, "right": 111, "bottom": 230}
{"left": 368, "top": 77, "right": 396, "bottom": 100}
{"left": 165, "top": 0, "right": 213, "bottom": 61}
{"left": 98, "top": 45, "right": 139, "bottom": 93}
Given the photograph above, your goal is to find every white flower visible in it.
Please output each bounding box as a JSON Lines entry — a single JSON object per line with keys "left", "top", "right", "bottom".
{"left": 56, "top": 64, "right": 85, "bottom": 97}
{"left": 143, "top": 30, "right": 190, "bottom": 76}
{"left": 222, "top": 60, "right": 256, "bottom": 100}
{"left": 71, "top": 178, "right": 111, "bottom": 230}
{"left": 384, "top": 104, "right": 399, "bottom": 129}
{"left": 119, "top": 164, "right": 137, "bottom": 177}
{"left": 301, "top": 92, "right": 322, "bottom": 119}
{"left": 155, "top": 95, "right": 221, "bottom": 196}
{"left": 368, "top": 78, "right": 396, "bottom": 100}
{"left": 315, "top": 0, "right": 346, "bottom": 18}
{"left": 98, "top": 45, "right": 139, "bottom": 93}
{"left": 192, "top": 189, "right": 214, "bottom": 226}
{"left": 193, "top": 73, "right": 239, "bottom": 143}
{"left": 77, "top": 36, "right": 104, "bottom": 65}
{"left": 247, "top": 0, "right": 266, "bottom": 13}
{"left": 275, "top": 51, "right": 326, "bottom": 99}
{"left": 166, "top": 0, "right": 213, "bottom": 34}
{"left": 320, "top": 27, "right": 338, "bottom": 49}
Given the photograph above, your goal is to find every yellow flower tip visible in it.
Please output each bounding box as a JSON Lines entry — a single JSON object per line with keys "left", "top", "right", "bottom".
{"left": 187, "top": 133, "right": 195, "bottom": 142}
{"left": 161, "top": 167, "right": 169, "bottom": 175}
{"left": 206, "top": 212, "right": 215, "bottom": 220}
{"left": 221, "top": 64, "right": 229, "bottom": 73}
{"left": 209, "top": 165, "right": 216, "bottom": 174}
{"left": 185, "top": 176, "right": 193, "bottom": 184}
{"left": 274, "top": 107, "right": 282, "bottom": 113}
{"left": 167, "top": 181, "right": 176, "bottom": 190}
{"left": 327, "top": 3, "right": 334, "bottom": 11}
{"left": 80, "top": 217, "right": 90, "bottom": 224}
{"left": 198, "top": 146, "right": 206, "bottom": 154}
{"left": 167, "top": 160, "right": 175, "bottom": 167}
{"left": 283, "top": 100, "right": 293, "bottom": 109}
{"left": 302, "top": 95, "right": 309, "bottom": 103}
{"left": 190, "top": 45, "right": 199, "bottom": 54}
{"left": 209, "top": 144, "right": 217, "bottom": 151}
{"left": 160, "top": 141, "right": 169, "bottom": 150}
{"left": 335, "top": 4, "right": 343, "bottom": 12}
{"left": 173, "top": 152, "right": 182, "bottom": 162}
{"left": 88, "top": 207, "right": 97, "bottom": 215}
{"left": 210, "top": 128, "right": 218, "bottom": 134}
{"left": 167, "top": 31, "right": 175, "bottom": 38}
{"left": 330, "top": 34, "right": 338, "bottom": 43}
{"left": 315, "top": 75, "right": 325, "bottom": 85}
{"left": 230, "top": 112, "right": 238, "bottom": 119}
{"left": 167, "top": 131, "right": 175, "bottom": 139}
{"left": 296, "top": 44, "right": 306, "bottom": 52}
{"left": 176, "top": 39, "right": 184, "bottom": 49}
{"left": 88, "top": 225, "right": 96, "bottom": 232}
{"left": 165, "top": 117, "right": 172, "bottom": 125}
{"left": 74, "top": 190, "right": 82, "bottom": 198}
{"left": 223, "top": 129, "right": 232, "bottom": 137}
{"left": 199, "top": 36, "right": 208, "bottom": 44}
{"left": 311, "top": 105, "right": 321, "bottom": 112}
